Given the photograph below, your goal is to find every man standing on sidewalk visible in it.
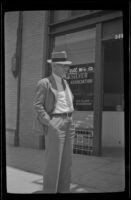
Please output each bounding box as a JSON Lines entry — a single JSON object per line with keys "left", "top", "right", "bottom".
{"left": 33, "top": 51, "right": 75, "bottom": 193}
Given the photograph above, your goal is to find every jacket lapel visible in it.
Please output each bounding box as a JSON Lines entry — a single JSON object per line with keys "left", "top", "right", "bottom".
{"left": 65, "top": 79, "right": 74, "bottom": 101}
{"left": 48, "top": 75, "right": 57, "bottom": 90}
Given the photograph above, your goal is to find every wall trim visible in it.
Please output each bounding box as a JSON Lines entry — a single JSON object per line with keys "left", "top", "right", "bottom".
{"left": 49, "top": 11, "right": 122, "bottom": 36}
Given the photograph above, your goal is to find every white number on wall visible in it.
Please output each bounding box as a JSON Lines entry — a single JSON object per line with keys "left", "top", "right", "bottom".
{"left": 115, "top": 33, "right": 123, "bottom": 39}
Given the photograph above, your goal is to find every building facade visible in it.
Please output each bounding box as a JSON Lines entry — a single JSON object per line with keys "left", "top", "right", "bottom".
{"left": 5, "top": 10, "right": 124, "bottom": 156}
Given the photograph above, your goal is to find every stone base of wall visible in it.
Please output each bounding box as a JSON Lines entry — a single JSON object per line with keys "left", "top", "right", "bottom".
{"left": 6, "top": 129, "right": 16, "bottom": 146}
{"left": 20, "top": 134, "right": 45, "bottom": 149}
{"left": 6, "top": 130, "right": 45, "bottom": 150}
{"left": 102, "top": 146, "right": 125, "bottom": 158}
{"left": 102, "top": 111, "right": 124, "bottom": 148}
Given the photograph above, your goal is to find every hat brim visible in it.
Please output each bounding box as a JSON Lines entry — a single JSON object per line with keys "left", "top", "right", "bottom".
{"left": 47, "top": 59, "right": 72, "bottom": 65}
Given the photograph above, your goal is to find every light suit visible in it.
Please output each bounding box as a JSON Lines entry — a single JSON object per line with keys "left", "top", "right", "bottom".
{"left": 33, "top": 75, "right": 75, "bottom": 193}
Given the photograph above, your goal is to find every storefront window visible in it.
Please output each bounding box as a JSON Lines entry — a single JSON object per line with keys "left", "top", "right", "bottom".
{"left": 103, "top": 39, "right": 124, "bottom": 111}
{"left": 54, "top": 28, "right": 96, "bottom": 154}
{"left": 54, "top": 28, "right": 96, "bottom": 111}
{"left": 102, "top": 19, "right": 124, "bottom": 111}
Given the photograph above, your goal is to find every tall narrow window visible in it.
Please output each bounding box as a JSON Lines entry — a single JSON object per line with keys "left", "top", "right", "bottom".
{"left": 103, "top": 39, "right": 124, "bottom": 111}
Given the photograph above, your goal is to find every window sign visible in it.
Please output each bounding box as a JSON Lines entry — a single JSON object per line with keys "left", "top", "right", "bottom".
{"left": 66, "top": 63, "right": 94, "bottom": 111}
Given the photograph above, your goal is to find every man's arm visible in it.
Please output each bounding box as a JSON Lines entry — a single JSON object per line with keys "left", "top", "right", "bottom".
{"left": 33, "top": 79, "right": 51, "bottom": 126}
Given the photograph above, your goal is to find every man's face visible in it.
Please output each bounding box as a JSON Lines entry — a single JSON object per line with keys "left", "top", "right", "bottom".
{"left": 53, "top": 63, "right": 70, "bottom": 78}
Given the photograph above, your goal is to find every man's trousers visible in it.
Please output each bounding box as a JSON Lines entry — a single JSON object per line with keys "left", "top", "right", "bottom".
{"left": 43, "top": 115, "right": 75, "bottom": 193}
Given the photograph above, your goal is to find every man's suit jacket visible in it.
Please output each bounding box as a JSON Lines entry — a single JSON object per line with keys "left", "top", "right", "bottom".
{"left": 33, "top": 74, "right": 74, "bottom": 136}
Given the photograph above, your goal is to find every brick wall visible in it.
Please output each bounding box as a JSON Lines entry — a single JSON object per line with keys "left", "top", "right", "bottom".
{"left": 19, "top": 11, "right": 47, "bottom": 148}
{"left": 5, "top": 11, "right": 19, "bottom": 143}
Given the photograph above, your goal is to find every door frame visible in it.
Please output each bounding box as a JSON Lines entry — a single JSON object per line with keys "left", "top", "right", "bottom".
{"left": 93, "top": 23, "right": 103, "bottom": 156}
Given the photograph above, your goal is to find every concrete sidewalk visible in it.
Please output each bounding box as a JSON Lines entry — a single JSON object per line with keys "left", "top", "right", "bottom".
{"left": 6, "top": 145, "right": 125, "bottom": 193}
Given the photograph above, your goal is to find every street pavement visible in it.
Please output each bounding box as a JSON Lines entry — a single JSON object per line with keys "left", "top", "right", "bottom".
{"left": 6, "top": 145, "right": 125, "bottom": 193}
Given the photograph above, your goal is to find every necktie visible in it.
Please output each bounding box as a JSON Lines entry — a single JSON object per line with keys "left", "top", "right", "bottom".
{"left": 61, "top": 78, "right": 66, "bottom": 90}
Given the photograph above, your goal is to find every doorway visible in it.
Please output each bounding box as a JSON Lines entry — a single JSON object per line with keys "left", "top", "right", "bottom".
{"left": 102, "top": 38, "right": 124, "bottom": 157}
{"left": 103, "top": 39, "right": 124, "bottom": 111}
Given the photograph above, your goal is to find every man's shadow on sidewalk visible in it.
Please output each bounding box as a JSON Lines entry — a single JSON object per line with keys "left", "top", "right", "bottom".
{"left": 32, "top": 178, "right": 88, "bottom": 193}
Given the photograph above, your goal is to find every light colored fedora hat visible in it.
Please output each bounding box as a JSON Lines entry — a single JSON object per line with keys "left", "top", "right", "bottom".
{"left": 47, "top": 51, "right": 72, "bottom": 65}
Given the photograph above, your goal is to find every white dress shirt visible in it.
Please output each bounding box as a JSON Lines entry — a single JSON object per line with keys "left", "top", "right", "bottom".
{"left": 52, "top": 73, "right": 74, "bottom": 113}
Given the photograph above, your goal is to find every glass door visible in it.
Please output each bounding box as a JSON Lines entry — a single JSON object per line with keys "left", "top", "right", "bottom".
{"left": 54, "top": 28, "right": 96, "bottom": 155}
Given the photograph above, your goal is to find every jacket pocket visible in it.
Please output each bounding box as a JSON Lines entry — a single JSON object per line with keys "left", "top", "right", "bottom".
{"left": 33, "top": 115, "right": 48, "bottom": 136}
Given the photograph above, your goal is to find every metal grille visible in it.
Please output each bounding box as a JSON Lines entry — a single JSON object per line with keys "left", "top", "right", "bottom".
{"left": 73, "top": 128, "right": 93, "bottom": 155}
